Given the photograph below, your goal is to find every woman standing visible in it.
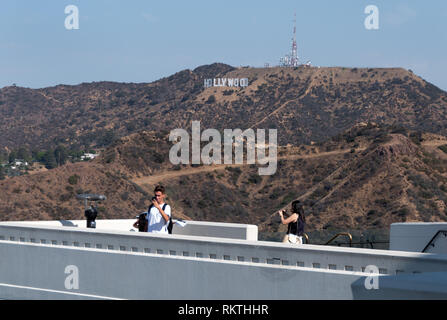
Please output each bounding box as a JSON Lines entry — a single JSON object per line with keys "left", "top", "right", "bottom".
{"left": 278, "top": 200, "right": 306, "bottom": 244}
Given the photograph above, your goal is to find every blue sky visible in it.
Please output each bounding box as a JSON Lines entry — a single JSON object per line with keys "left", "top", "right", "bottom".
{"left": 1, "top": 0, "right": 446, "bottom": 91}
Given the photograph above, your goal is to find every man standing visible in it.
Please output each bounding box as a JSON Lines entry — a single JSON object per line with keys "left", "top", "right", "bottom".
{"left": 147, "top": 185, "right": 171, "bottom": 234}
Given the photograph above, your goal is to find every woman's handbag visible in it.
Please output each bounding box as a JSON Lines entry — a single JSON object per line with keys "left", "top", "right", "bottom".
{"left": 287, "top": 234, "right": 298, "bottom": 244}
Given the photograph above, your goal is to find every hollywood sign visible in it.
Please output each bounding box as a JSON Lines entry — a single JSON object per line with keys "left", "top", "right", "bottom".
{"left": 203, "top": 78, "right": 249, "bottom": 88}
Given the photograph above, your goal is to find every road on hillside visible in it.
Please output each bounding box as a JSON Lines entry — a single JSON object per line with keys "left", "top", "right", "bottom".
{"left": 132, "top": 147, "right": 364, "bottom": 186}
{"left": 132, "top": 138, "right": 447, "bottom": 186}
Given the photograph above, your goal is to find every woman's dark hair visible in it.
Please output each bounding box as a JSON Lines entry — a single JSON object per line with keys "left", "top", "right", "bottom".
{"left": 291, "top": 200, "right": 305, "bottom": 222}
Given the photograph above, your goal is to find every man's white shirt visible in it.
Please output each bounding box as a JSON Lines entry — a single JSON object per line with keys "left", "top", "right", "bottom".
{"left": 146, "top": 203, "right": 171, "bottom": 233}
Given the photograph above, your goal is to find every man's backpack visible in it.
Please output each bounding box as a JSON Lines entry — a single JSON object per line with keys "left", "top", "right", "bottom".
{"left": 167, "top": 216, "right": 173, "bottom": 234}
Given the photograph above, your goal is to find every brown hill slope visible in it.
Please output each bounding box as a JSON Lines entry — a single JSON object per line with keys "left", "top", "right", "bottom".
{"left": 4, "top": 122, "right": 446, "bottom": 238}
{"left": 144, "top": 126, "right": 447, "bottom": 234}
{"left": 0, "top": 131, "right": 191, "bottom": 222}
{"left": 1, "top": 64, "right": 446, "bottom": 151}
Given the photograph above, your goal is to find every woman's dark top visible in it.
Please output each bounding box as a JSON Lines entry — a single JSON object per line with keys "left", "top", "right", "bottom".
{"left": 287, "top": 214, "right": 305, "bottom": 236}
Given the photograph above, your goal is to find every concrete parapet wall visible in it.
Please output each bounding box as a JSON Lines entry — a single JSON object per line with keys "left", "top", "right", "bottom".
{"left": 1, "top": 223, "right": 447, "bottom": 275}
{"left": 171, "top": 220, "right": 258, "bottom": 241}
{"left": 0, "top": 219, "right": 258, "bottom": 241}
{"left": 1, "top": 222, "right": 447, "bottom": 299}
{"left": 0, "top": 240, "right": 364, "bottom": 300}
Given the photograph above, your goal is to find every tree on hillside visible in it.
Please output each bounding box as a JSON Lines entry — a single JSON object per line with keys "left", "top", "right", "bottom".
{"left": 8, "top": 150, "right": 17, "bottom": 163}
{"left": 34, "top": 150, "right": 47, "bottom": 163}
{"left": 54, "top": 145, "right": 68, "bottom": 166}
{"left": 206, "top": 95, "right": 216, "bottom": 104}
{"left": 0, "top": 150, "right": 7, "bottom": 163}
{"left": 96, "top": 130, "right": 117, "bottom": 147}
{"left": 43, "top": 150, "right": 57, "bottom": 169}
{"left": 17, "top": 147, "right": 31, "bottom": 162}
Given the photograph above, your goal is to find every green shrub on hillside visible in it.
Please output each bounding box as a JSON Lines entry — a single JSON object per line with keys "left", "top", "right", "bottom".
{"left": 68, "top": 174, "right": 80, "bottom": 185}
{"left": 438, "top": 145, "right": 447, "bottom": 154}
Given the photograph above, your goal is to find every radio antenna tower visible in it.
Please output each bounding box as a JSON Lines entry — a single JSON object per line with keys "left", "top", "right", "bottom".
{"left": 279, "top": 12, "right": 300, "bottom": 67}
{"left": 290, "top": 12, "right": 299, "bottom": 67}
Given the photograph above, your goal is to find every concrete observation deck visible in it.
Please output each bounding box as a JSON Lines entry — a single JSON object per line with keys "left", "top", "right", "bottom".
{"left": 1, "top": 219, "right": 447, "bottom": 299}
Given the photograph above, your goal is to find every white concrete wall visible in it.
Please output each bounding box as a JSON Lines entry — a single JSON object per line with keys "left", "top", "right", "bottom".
{"left": 2, "top": 222, "right": 447, "bottom": 299}
{"left": 0, "top": 240, "right": 368, "bottom": 300}
{"left": 2, "top": 222, "right": 447, "bottom": 275}
{"left": 2, "top": 239, "right": 447, "bottom": 300}
{"left": 0, "top": 219, "right": 258, "bottom": 241}
{"left": 172, "top": 221, "right": 258, "bottom": 241}
{"left": 390, "top": 223, "right": 447, "bottom": 253}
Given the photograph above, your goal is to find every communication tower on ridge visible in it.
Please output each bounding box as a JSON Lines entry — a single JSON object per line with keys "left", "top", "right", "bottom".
{"left": 280, "top": 12, "right": 301, "bottom": 68}
{"left": 291, "top": 12, "right": 299, "bottom": 67}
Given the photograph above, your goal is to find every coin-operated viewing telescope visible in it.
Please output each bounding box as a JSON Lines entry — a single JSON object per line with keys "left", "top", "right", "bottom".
{"left": 76, "top": 194, "right": 107, "bottom": 229}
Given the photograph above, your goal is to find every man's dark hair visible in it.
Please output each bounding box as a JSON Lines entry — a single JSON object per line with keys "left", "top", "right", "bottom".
{"left": 154, "top": 185, "right": 166, "bottom": 194}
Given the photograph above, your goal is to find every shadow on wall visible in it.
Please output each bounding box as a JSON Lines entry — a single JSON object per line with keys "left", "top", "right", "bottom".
{"left": 59, "top": 220, "right": 78, "bottom": 227}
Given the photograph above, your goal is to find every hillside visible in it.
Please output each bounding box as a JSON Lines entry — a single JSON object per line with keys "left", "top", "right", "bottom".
{"left": 2, "top": 123, "right": 447, "bottom": 244}
{"left": 0, "top": 131, "right": 190, "bottom": 223}
{"left": 2, "top": 63, "right": 447, "bottom": 244}
{"left": 1, "top": 64, "right": 446, "bottom": 152}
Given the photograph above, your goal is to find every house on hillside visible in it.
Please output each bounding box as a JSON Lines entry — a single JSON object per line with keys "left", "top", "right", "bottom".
{"left": 14, "top": 159, "right": 29, "bottom": 167}
{"left": 80, "top": 153, "right": 99, "bottom": 161}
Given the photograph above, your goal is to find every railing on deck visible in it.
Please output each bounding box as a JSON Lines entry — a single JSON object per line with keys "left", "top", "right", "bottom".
{"left": 422, "top": 230, "right": 447, "bottom": 253}
{"left": 325, "top": 232, "right": 353, "bottom": 247}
